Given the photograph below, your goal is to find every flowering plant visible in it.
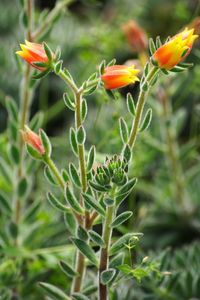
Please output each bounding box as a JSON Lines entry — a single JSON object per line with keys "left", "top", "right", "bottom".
{"left": 0, "top": 1, "right": 199, "bottom": 299}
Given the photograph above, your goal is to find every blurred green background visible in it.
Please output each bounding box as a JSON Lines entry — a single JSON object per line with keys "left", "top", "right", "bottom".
{"left": 0, "top": 0, "right": 200, "bottom": 299}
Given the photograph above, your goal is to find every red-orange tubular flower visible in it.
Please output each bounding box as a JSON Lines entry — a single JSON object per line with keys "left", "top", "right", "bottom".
{"left": 153, "top": 28, "right": 198, "bottom": 70}
{"left": 101, "top": 65, "right": 140, "bottom": 90}
{"left": 21, "top": 126, "right": 45, "bottom": 155}
{"left": 122, "top": 20, "right": 148, "bottom": 52}
{"left": 16, "top": 40, "right": 51, "bottom": 70}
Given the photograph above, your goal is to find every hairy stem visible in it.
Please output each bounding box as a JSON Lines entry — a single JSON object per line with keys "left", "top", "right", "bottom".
{"left": 128, "top": 66, "right": 158, "bottom": 148}
{"left": 99, "top": 204, "right": 115, "bottom": 300}
{"left": 44, "top": 156, "right": 65, "bottom": 189}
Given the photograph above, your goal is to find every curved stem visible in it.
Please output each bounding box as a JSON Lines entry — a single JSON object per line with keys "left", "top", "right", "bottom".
{"left": 44, "top": 156, "right": 65, "bottom": 189}
{"left": 128, "top": 66, "right": 158, "bottom": 149}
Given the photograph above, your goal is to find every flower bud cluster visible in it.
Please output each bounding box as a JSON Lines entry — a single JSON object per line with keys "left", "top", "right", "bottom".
{"left": 94, "top": 155, "right": 128, "bottom": 188}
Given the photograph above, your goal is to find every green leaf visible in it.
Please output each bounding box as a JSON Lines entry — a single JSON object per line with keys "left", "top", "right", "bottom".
{"left": 54, "top": 60, "right": 63, "bottom": 74}
{"left": 69, "top": 163, "right": 81, "bottom": 188}
{"left": 117, "top": 264, "right": 132, "bottom": 275}
{"left": 5, "top": 96, "right": 18, "bottom": 122}
{"left": 64, "top": 212, "right": 77, "bottom": 235}
{"left": 0, "top": 192, "right": 12, "bottom": 215}
{"left": 59, "top": 260, "right": 77, "bottom": 278}
{"left": 111, "top": 211, "right": 133, "bottom": 228}
{"left": 149, "top": 38, "right": 156, "bottom": 55}
{"left": 119, "top": 118, "right": 129, "bottom": 144}
{"left": 39, "top": 129, "right": 52, "bottom": 157}
{"left": 39, "top": 282, "right": 70, "bottom": 300}
{"left": 99, "top": 60, "right": 106, "bottom": 75}
{"left": 61, "top": 169, "right": 70, "bottom": 183}
{"left": 82, "top": 284, "right": 98, "bottom": 296}
{"left": 63, "top": 93, "right": 75, "bottom": 111}
{"left": 17, "top": 177, "right": 28, "bottom": 198}
{"left": 8, "top": 222, "right": 18, "bottom": 239}
{"left": 77, "top": 126, "right": 86, "bottom": 145}
{"left": 110, "top": 233, "right": 142, "bottom": 256}
{"left": 144, "top": 62, "right": 149, "bottom": 77}
{"left": 139, "top": 108, "right": 152, "bottom": 132}
{"left": 122, "top": 144, "right": 132, "bottom": 162}
{"left": 0, "top": 158, "right": 12, "bottom": 184}
{"left": 72, "top": 238, "right": 98, "bottom": 266}
{"left": 87, "top": 145, "right": 96, "bottom": 172}
{"left": 117, "top": 178, "right": 137, "bottom": 196}
{"left": 81, "top": 98, "right": 88, "bottom": 123}
{"left": 69, "top": 128, "right": 78, "bottom": 156}
{"left": 32, "top": 69, "right": 50, "bottom": 80}
{"left": 8, "top": 144, "right": 20, "bottom": 165}
{"left": 43, "top": 42, "right": 53, "bottom": 61}
{"left": 89, "top": 181, "right": 110, "bottom": 192}
{"left": 26, "top": 144, "right": 42, "bottom": 160}
{"left": 72, "top": 293, "right": 90, "bottom": 300}
{"left": 44, "top": 165, "right": 58, "bottom": 186}
{"left": 156, "top": 36, "right": 162, "bottom": 48}
{"left": 82, "top": 193, "right": 106, "bottom": 217}
{"left": 33, "top": 61, "right": 48, "bottom": 68}
{"left": 89, "top": 230, "right": 105, "bottom": 247}
{"left": 109, "top": 253, "right": 124, "bottom": 269}
{"left": 126, "top": 93, "right": 135, "bottom": 116}
{"left": 8, "top": 119, "right": 18, "bottom": 142}
{"left": 47, "top": 192, "right": 70, "bottom": 212}
{"left": 101, "top": 269, "right": 116, "bottom": 285}
{"left": 77, "top": 226, "right": 89, "bottom": 241}
{"left": 65, "top": 186, "right": 84, "bottom": 214}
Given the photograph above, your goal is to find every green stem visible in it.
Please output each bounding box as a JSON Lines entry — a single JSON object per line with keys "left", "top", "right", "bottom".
{"left": 58, "top": 68, "right": 89, "bottom": 293}
{"left": 44, "top": 156, "right": 65, "bottom": 189}
{"left": 99, "top": 204, "right": 115, "bottom": 300}
{"left": 128, "top": 66, "right": 158, "bottom": 148}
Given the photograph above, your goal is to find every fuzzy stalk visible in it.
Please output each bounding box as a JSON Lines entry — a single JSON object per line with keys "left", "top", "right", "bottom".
{"left": 128, "top": 66, "right": 158, "bottom": 148}
{"left": 99, "top": 204, "right": 115, "bottom": 300}
{"left": 57, "top": 68, "right": 89, "bottom": 293}
{"left": 44, "top": 156, "right": 65, "bottom": 189}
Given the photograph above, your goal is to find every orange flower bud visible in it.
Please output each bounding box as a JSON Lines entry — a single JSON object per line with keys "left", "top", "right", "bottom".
{"left": 101, "top": 65, "right": 140, "bottom": 90}
{"left": 122, "top": 20, "right": 148, "bottom": 52}
{"left": 21, "top": 126, "right": 45, "bottom": 155}
{"left": 152, "top": 28, "right": 198, "bottom": 70}
{"left": 16, "top": 40, "right": 53, "bottom": 70}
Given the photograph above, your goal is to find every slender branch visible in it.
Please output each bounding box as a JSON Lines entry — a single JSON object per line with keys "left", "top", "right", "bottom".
{"left": 99, "top": 204, "right": 115, "bottom": 300}
{"left": 128, "top": 66, "right": 158, "bottom": 148}
{"left": 44, "top": 156, "right": 65, "bottom": 189}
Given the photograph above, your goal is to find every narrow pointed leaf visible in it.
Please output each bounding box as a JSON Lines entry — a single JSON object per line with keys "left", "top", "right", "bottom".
{"left": 101, "top": 269, "right": 116, "bottom": 285}
{"left": 39, "top": 282, "right": 70, "bottom": 300}
{"left": 89, "top": 230, "right": 105, "bottom": 247}
{"left": 47, "top": 192, "right": 70, "bottom": 212}
{"left": 82, "top": 193, "right": 106, "bottom": 217}
{"left": 111, "top": 211, "right": 133, "bottom": 228}
{"left": 72, "top": 238, "right": 98, "bottom": 266}
{"left": 139, "top": 108, "right": 152, "bottom": 132}
{"left": 59, "top": 260, "right": 78, "bottom": 278}
{"left": 65, "top": 186, "right": 84, "bottom": 214}
{"left": 126, "top": 93, "right": 135, "bottom": 116}
{"left": 69, "top": 163, "right": 81, "bottom": 188}
{"left": 39, "top": 129, "right": 52, "bottom": 157}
